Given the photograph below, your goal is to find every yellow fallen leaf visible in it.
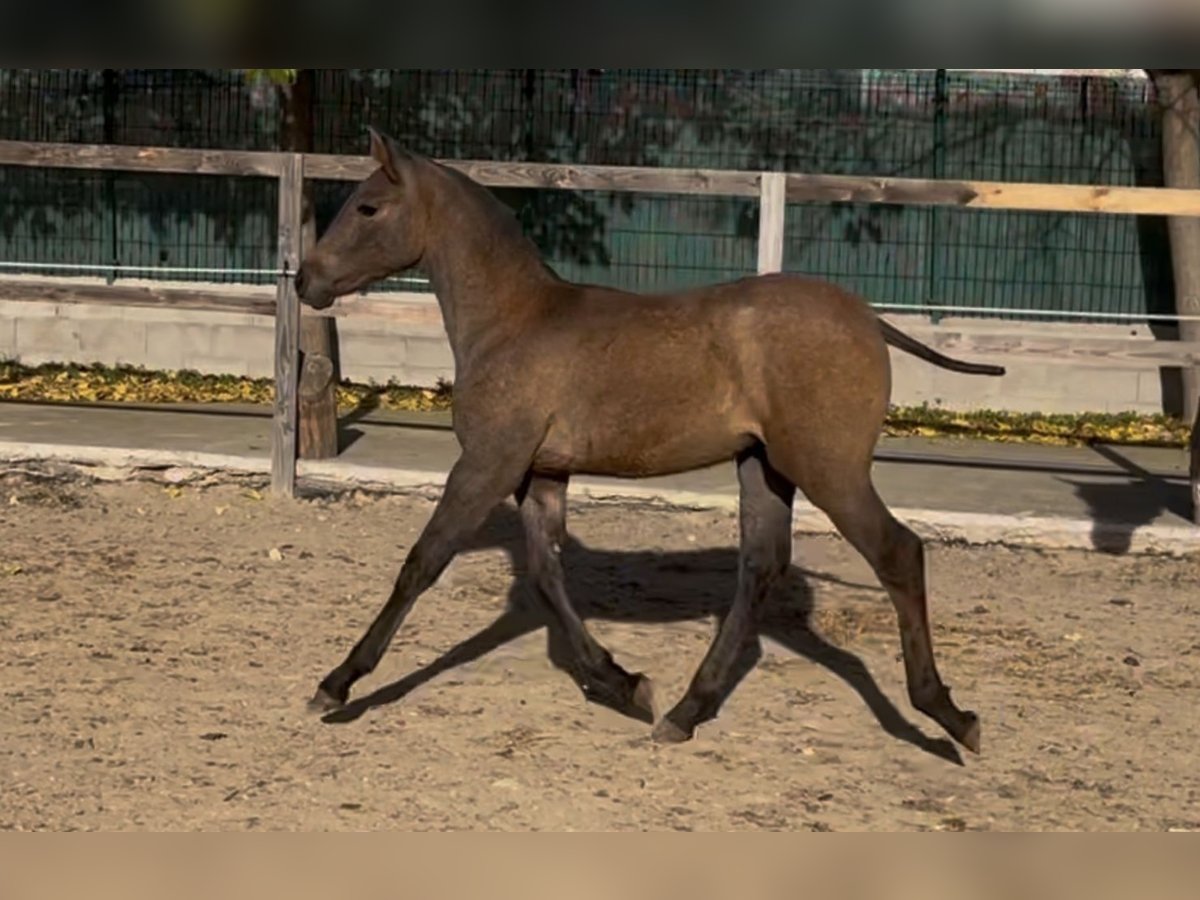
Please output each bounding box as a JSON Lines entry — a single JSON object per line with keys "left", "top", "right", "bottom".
{"left": 163, "top": 486, "right": 183, "bottom": 499}
{"left": 2, "top": 563, "right": 22, "bottom": 576}
{"left": 214, "top": 505, "right": 229, "bottom": 516}
{"left": 244, "top": 489, "right": 264, "bottom": 501}
{"left": 268, "top": 547, "right": 283, "bottom": 562}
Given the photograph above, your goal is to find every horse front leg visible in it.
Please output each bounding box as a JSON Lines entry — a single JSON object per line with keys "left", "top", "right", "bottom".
{"left": 518, "top": 472, "right": 655, "bottom": 722}
{"left": 309, "top": 449, "right": 531, "bottom": 712}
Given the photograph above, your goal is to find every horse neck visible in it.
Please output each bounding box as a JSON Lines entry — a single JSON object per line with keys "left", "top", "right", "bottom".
{"left": 419, "top": 167, "right": 557, "bottom": 366}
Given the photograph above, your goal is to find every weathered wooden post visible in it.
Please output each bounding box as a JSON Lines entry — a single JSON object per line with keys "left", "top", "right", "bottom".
{"left": 1149, "top": 69, "right": 1200, "bottom": 523}
{"left": 280, "top": 69, "right": 340, "bottom": 460}
{"left": 271, "top": 152, "right": 303, "bottom": 497}
{"left": 756, "top": 171, "right": 787, "bottom": 275}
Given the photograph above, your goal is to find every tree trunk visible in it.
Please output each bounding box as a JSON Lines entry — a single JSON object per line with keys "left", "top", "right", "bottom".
{"left": 281, "top": 69, "right": 340, "bottom": 459}
{"left": 1153, "top": 70, "right": 1200, "bottom": 522}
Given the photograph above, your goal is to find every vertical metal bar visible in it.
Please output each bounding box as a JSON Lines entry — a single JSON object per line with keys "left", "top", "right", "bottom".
{"left": 271, "top": 152, "right": 303, "bottom": 497}
{"left": 928, "top": 68, "right": 947, "bottom": 324}
{"left": 102, "top": 69, "right": 119, "bottom": 285}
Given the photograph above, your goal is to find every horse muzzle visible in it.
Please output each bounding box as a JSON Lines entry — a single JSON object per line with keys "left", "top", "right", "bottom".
{"left": 294, "top": 264, "right": 336, "bottom": 310}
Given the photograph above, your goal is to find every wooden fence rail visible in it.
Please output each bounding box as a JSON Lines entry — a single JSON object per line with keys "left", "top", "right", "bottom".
{"left": 1, "top": 139, "right": 1199, "bottom": 506}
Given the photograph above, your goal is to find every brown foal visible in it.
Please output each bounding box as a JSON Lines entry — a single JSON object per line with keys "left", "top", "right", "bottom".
{"left": 294, "top": 128, "right": 1005, "bottom": 754}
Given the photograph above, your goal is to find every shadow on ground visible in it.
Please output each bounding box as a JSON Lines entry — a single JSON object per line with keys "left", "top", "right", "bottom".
{"left": 320, "top": 503, "right": 964, "bottom": 765}
{"left": 1062, "top": 444, "right": 1192, "bottom": 554}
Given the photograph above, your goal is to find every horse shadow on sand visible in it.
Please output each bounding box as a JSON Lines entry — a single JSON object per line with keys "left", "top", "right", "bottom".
{"left": 319, "top": 502, "right": 964, "bottom": 765}
{"left": 1060, "top": 443, "right": 1193, "bottom": 555}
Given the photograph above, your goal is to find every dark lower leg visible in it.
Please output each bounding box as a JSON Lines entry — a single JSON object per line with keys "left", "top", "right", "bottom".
{"left": 882, "top": 524, "right": 980, "bottom": 752}
{"left": 651, "top": 576, "right": 762, "bottom": 742}
{"left": 310, "top": 534, "right": 449, "bottom": 710}
{"left": 824, "top": 483, "right": 979, "bottom": 752}
{"left": 654, "top": 445, "right": 794, "bottom": 742}
{"left": 310, "top": 455, "right": 521, "bottom": 711}
{"left": 520, "top": 474, "right": 654, "bottom": 722}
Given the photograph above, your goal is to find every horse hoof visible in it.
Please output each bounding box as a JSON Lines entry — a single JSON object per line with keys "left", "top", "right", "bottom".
{"left": 307, "top": 687, "right": 344, "bottom": 714}
{"left": 629, "top": 674, "right": 657, "bottom": 724}
{"left": 650, "top": 716, "right": 693, "bottom": 744}
{"left": 958, "top": 713, "right": 981, "bottom": 754}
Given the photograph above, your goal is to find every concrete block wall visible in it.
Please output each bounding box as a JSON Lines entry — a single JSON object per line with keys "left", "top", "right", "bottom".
{"left": 0, "top": 287, "right": 455, "bottom": 389}
{"left": 0, "top": 281, "right": 1176, "bottom": 415}
{"left": 881, "top": 315, "right": 1172, "bottom": 414}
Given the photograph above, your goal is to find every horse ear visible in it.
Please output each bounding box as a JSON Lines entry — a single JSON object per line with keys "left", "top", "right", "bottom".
{"left": 367, "top": 126, "right": 403, "bottom": 184}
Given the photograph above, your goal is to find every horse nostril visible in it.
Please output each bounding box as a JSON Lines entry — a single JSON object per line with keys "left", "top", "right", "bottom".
{"left": 294, "top": 268, "right": 308, "bottom": 296}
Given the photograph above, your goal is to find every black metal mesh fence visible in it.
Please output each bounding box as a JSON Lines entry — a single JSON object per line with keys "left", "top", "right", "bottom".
{"left": 0, "top": 68, "right": 1176, "bottom": 320}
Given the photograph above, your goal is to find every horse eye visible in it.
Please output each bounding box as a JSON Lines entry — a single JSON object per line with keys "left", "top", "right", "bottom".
{"left": 357, "top": 204, "right": 378, "bottom": 217}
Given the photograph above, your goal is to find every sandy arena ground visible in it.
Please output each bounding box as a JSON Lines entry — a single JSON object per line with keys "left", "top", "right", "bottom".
{"left": 1, "top": 468, "right": 1198, "bottom": 831}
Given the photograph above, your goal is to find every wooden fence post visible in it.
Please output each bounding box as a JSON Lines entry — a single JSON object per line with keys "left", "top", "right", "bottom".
{"left": 1151, "top": 70, "right": 1200, "bottom": 524}
{"left": 757, "top": 172, "right": 787, "bottom": 274}
{"left": 271, "top": 152, "right": 303, "bottom": 497}
{"left": 280, "top": 69, "right": 340, "bottom": 462}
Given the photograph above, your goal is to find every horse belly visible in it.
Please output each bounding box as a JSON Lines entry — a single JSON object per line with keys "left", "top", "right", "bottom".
{"left": 535, "top": 407, "right": 758, "bottom": 479}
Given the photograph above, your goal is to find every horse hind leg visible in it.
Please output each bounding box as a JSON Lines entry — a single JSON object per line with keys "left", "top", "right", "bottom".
{"left": 652, "top": 443, "right": 795, "bottom": 742}
{"left": 776, "top": 452, "right": 980, "bottom": 753}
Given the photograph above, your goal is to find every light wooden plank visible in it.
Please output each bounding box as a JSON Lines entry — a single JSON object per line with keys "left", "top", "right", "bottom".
{"left": 271, "top": 153, "right": 303, "bottom": 497}
{"left": 305, "top": 155, "right": 1200, "bottom": 217}
{"left": 0, "top": 276, "right": 442, "bottom": 327}
{"left": 0, "top": 278, "right": 276, "bottom": 316}
{"left": 756, "top": 172, "right": 787, "bottom": 274}
{"left": 444, "top": 159, "right": 760, "bottom": 196}
{"left": 5, "top": 139, "right": 1200, "bottom": 217}
{"left": 0, "top": 140, "right": 282, "bottom": 177}
{"left": 298, "top": 153, "right": 375, "bottom": 182}
{"left": 785, "top": 172, "right": 1200, "bottom": 217}
{"left": 303, "top": 152, "right": 762, "bottom": 196}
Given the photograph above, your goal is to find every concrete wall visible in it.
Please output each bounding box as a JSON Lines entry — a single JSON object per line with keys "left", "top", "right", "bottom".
{"left": 0, "top": 280, "right": 1175, "bottom": 415}
{"left": 0, "top": 284, "right": 454, "bottom": 389}
{"left": 881, "top": 315, "right": 1174, "bottom": 415}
